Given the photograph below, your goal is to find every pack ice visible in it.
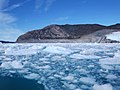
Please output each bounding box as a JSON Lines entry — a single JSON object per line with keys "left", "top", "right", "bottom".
{"left": 0, "top": 43, "right": 120, "bottom": 90}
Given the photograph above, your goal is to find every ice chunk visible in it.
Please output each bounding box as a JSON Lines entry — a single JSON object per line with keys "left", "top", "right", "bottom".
{"left": 54, "top": 74, "right": 62, "bottom": 78}
{"left": 93, "top": 84, "right": 113, "bottom": 90}
{"left": 0, "top": 61, "right": 23, "bottom": 69}
{"left": 78, "top": 69, "right": 89, "bottom": 74}
{"left": 106, "top": 74, "right": 117, "bottom": 79}
{"left": 70, "top": 54, "right": 100, "bottom": 59}
{"left": 38, "top": 65, "right": 51, "bottom": 69}
{"left": 80, "top": 48, "right": 102, "bottom": 55}
{"left": 11, "top": 61, "right": 23, "bottom": 69}
{"left": 3, "top": 57, "right": 12, "bottom": 61}
{"left": 63, "top": 82, "right": 76, "bottom": 89}
{"left": 51, "top": 56, "right": 66, "bottom": 61}
{"left": 75, "top": 89, "right": 82, "bottom": 90}
{"left": 5, "top": 48, "right": 38, "bottom": 55}
{"left": 100, "top": 64, "right": 113, "bottom": 70}
{"left": 69, "top": 84, "right": 76, "bottom": 89}
{"left": 88, "top": 65, "right": 95, "bottom": 68}
{"left": 30, "top": 44, "right": 43, "bottom": 49}
{"left": 99, "top": 50, "right": 120, "bottom": 65}
{"left": 99, "top": 58, "right": 120, "bottom": 65}
{"left": 62, "top": 75, "right": 75, "bottom": 81}
{"left": 0, "top": 62, "right": 12, "bottom": 69}
{"left": 79, "top": 77, "right": 96, "bottom": 84}
{"left": 43, "top": 46, "right": 72, "bottom": 54}
{"left": 24, "top": 73, "right": 40, "bottom": 80}
{"left": 106, "top": 32, "right": 120, "bottom": 42}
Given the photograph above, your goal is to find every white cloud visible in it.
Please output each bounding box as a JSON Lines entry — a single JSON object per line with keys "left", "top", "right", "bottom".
{"left": 0, "top": 12, "right": 16, "bottom": 24}
{"left": 45, "top": 0, "right": 56, "bottom": 12}
{"left": 55, "top": 16, "right": 69, "bottom": 21}
{"left": 35, "top": 0, "right": 56, "bottom": 12}
{"left": 35, "top": 0, "right": 44, "bottom": 10}
{"left": 2, "top": 0, "right": 31, "bottom": 12}
{"left": 0, "top": 0, "right": 27, "bottom": 41}
{"left": 2, "top": 4, "right": 21, "bottom": 12}
{"left": 0, "top": 13, "right": 23, "bottom": 41}
{"left": 0, "top": 26, "right": 23, "bottom": 41}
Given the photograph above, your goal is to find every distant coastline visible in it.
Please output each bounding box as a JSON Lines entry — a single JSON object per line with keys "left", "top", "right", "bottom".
{"left": 0, "top": 41, "right": 15, "bottom": 43}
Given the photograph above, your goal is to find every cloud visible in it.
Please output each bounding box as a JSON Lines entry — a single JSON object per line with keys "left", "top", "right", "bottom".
{"left": 2, "top": 4, "right": 21, "bottom": 12}
{"left": 45, "top": 0, "right": 56, "bottom": 12}
{"left": 1, "top": 0, "right": 31, "bottom": 12}
{"left": 55, "top": 16, "right": 69, "bottom": 21}
{"left": 35, "top": 0, "right": 44, "bottom": 10}
{"left": 35, "top": 0, "right": 56, "bottom": 12}
{"left": 0, "top": 12, "right": 16, "bottom": 24}
{"left": 0, "top": 0, "right": 28, "bottom": 41}
{"left": 0, "top": 13, "right": 23, "bottom": 41}
{"left": 0, "top": 26, "right": 23, "bottom": 41}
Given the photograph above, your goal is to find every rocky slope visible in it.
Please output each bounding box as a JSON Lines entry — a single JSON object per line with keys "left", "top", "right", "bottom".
{"left": 16, "top": 24, "right": 120, "bottom": 43}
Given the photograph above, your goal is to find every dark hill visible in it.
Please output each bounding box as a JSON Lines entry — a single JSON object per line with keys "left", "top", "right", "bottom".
{"left": 16, "top": 24, "right": 120, "bottom": 43}
{"left": 16, "top": 24, "right": 106, "bottom": 42}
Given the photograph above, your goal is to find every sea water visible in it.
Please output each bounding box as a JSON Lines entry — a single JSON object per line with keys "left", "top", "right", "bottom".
{"left": 0, "top": 76, "right": 45, "bottom": 90}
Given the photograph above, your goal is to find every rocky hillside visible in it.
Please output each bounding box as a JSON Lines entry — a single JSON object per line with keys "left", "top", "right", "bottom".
{"left": 16, "top": 24, "right": 120, "bottom": 43}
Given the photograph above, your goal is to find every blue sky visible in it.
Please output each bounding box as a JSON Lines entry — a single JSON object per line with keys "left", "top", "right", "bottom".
{"left": 0, "top": 0, "right": 120, "bottom": 41}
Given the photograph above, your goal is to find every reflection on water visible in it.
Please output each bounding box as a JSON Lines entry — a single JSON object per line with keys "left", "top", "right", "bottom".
{"left": 0, "top": 76, "right": 45, "bottom": 90}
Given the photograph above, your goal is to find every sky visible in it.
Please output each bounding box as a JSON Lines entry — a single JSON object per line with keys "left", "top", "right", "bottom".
{"left": 0, "top": 0, "right": 120, "bottom": 41}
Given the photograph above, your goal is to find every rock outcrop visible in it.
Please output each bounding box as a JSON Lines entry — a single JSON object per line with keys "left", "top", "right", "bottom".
{"left": 16, "top": 24, "right": 120, "bottom": 43}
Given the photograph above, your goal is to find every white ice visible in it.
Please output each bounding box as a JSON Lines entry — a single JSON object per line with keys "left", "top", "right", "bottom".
{"left": 43, "top": 45, "right": 72, "bottom": 54}
{"left": 0, "top": 60, "right": 23, "bottom": 69}
{"left": 93, "top": 84, "right": 113, "bottom": 90}
{"left": 79, "top": 77, "right": 96, "bottom": 84}
{"left": 70, "top": 54, "right": 101, "bottom": 59}
{"left": 24, "top": 73, "right": 40, "bottom": 80}
{"left": 62, "top": 75, "right": 75, "bottom": 81}
{"left": 5, "top": 48, "right": 38, "bottom": 55}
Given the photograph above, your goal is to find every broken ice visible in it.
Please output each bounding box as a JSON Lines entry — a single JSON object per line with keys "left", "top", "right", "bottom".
{"left": 0, "top": 43, "right": 120, "bottom": 90}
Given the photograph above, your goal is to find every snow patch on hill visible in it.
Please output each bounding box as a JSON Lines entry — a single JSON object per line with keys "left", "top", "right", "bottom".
{"left": 106, "top": 32, "right": 120, "bottom": 42}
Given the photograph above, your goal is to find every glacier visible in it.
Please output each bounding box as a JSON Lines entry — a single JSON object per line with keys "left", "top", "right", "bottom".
{"left": 0, "top": 43, "right": 120, "bottom": 90}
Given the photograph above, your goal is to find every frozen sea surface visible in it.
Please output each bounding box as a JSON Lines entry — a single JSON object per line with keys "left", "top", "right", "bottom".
{"left": 0, "top": 43, "right": 120, "bottom": 90}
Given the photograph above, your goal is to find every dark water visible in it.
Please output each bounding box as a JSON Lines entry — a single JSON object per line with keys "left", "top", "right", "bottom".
{"left": 0, "top": 76, "right": 45, "bottom": 90}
